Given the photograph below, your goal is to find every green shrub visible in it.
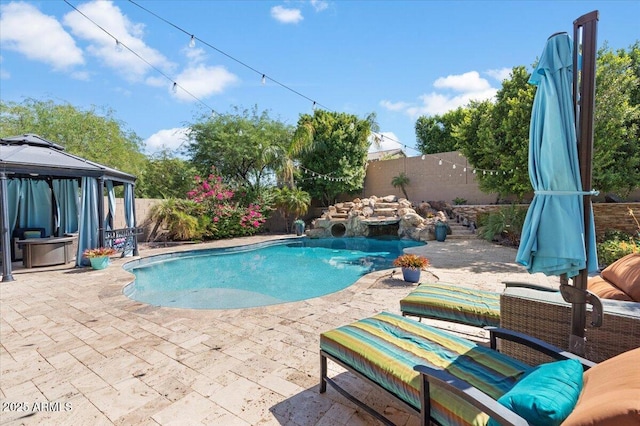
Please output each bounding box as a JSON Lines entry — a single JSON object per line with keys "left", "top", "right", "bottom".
{"left": 596, "top": 230, "right": 639, "bottom": 268}
{"left": 453, "top": 197, "right": 467, "bottom": 205}
{"left": 479, "top": 205, "right": 527, "bottom": 246}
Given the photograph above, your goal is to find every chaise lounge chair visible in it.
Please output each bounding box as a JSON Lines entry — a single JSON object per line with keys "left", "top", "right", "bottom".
{"left": 320, "top": 312, "right": 639, "bottom": 426}
{"left": 399, "top": 281, "right": 556, "bottom": 329}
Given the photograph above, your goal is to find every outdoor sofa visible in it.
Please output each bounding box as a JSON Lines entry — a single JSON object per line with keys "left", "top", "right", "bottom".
{"left": 501, "top": 253, "right": 640, "bottom": 364}
{"left": 319, "top": 311, "right": 639, "bottom": 426}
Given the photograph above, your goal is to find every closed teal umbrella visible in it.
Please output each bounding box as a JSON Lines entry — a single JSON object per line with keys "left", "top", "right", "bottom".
{"left": 516, "top": 32, "right": 598, "bottom": 278}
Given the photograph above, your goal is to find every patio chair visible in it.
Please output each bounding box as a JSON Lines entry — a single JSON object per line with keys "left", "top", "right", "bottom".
{"left": 320, "top": 312, "right": 639, "bottom": 426}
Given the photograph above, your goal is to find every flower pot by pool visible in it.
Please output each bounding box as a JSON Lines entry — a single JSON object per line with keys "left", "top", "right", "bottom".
{"left": 401, "top": 267, "right": 421, "bottom": 283}
{"left": 89, "top": 256, "right": 110, "bottom": 270}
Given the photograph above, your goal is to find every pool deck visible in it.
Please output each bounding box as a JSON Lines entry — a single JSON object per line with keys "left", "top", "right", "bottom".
{"left": 0, "top": 235, "right": 558, "bottom": 425}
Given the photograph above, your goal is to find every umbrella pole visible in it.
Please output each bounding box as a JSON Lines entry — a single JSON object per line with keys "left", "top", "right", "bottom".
{"left": 569, "top": 10, "right": 599, "bottom": 356}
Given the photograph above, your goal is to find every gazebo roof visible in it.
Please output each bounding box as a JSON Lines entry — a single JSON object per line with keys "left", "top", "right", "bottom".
{"left": 0, "top": 134, "right": 136, "bottom": 184}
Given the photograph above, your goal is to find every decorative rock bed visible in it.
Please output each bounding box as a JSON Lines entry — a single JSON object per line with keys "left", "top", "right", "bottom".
{"left": 307, "top": 195, "right": 450, "bottom": 242}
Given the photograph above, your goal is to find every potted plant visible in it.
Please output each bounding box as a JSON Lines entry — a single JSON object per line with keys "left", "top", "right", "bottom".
{"left": 393, "top": 253, "right": 430, "bottom": 283}
{"left": 293, "top": 219, "right": 306, "bottom": 236}
{"left": 83, "top": 247, "right": 117, "bottom": 270}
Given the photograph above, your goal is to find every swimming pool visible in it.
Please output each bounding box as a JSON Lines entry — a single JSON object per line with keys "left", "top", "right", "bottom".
{"left": 123, "top": 237, "right": 425, "bottom": 309}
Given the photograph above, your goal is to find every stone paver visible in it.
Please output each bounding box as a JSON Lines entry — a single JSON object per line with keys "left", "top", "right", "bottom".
{"left": 0, "top": 235, "right": 557, "bottom": 425}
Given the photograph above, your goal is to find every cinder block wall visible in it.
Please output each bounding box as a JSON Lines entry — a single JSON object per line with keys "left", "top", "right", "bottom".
{"left": 364, "top": 151, "right": 500, "bottom": 205}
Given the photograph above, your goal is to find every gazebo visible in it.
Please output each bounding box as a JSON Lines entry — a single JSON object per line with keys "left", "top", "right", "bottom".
{"left": 0, "top": 134, "right": 139, "bottom": 282}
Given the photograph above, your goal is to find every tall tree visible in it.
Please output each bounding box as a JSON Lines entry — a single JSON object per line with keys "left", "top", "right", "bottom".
{"left": 294, "top": 110, "right": 374, "bottom": 206}
{"left": 185, "top": 106, "right": 293, "bottom": 199}
{"left": 415, "top": 107, "right": 466, "bottom": 154}
{"left": 592, "top": 43, "right": 640, "bottom": 196}
{"left": 455, "top": 66, "right": 535, "bottom": 200}
{"left": 137, "top": 149, "right": 198, "bottom": 199}
{"left": 0, "top": 98, "right": 146, "bottom": 177}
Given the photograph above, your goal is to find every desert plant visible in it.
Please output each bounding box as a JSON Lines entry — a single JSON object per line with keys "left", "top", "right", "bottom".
{"left": 479, "top": 204, "right": 527, "bottom": 246}
{"left": 393, "top": 253, "right": 430, "bottom": 270}
{"left": 453, "top": 197, "right": 467, "bottom": 205}
{"left": 82, "top": 247, "right": 117, "bottom": 258}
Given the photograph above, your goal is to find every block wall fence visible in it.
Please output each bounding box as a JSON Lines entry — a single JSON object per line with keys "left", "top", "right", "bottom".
{"left": 112, "top": 150, "right": 639, "bottom": 240}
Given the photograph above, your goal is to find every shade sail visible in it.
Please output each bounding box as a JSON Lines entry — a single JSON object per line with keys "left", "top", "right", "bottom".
{"left": 516, "top": 32, "right": 598, "bottom": 278}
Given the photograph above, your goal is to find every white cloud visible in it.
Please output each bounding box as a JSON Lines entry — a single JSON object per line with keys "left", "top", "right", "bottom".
{"left": 0, "top": 2, "right": 84, "bottom": 70}
{"left": 486, "top": 67, "right": 512, "bottom": 82}
{"left": 433, "top": 71, "right": 491, "bottom": 92}
{"left": 381, "top": 70, "right": 498, "bottom": 119}
{"left": 368, "top": 132, "right": 403, "bottom": 153}
{"left": 379, "top": 100, "right": 410, "bottom": 112}
{"left": 172, "top": 65, "right": 238, "bottom": 101}
{"left": 145, "top": 127, "right": 189, "bottom": 153}
{"left": 310, "top": 0, "right": 329, "bottom": 12}
{"left": 271, "top": 5, "right": 304, "bottom": 24}
{"left": 62, "top": 0, "right": 175, "bottom": 82}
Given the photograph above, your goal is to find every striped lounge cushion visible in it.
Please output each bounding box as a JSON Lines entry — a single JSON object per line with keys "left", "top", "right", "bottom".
{"left": 400, "top": 283, "right": 501, "bottom": 327}
{"left": 320, "top": 312, "right": 528, "bottom": 426}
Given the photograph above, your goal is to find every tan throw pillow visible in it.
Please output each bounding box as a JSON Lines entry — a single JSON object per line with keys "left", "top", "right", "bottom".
{"left": 601, "top": 253, "right": 640, "bottom": 302}
{"left": 587, "top": 276, "right": 633, "bottom": 301}
{"left": 561, "top": 347, "right": 640, "bottom": 425}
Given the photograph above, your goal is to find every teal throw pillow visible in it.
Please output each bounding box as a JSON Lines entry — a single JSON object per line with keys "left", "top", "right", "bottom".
{"left": 487, "top": 358, "right": 583, "bottom": 426}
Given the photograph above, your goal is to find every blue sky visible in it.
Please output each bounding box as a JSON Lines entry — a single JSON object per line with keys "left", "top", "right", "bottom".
{"left": 1, "top": 1, "right": 638, "bottom": 157}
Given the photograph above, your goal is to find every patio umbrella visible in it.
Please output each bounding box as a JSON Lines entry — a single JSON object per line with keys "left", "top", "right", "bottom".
{"left": 515, "top": 27, "right": 600, "bottom": 354}
{"left": 516, "top": 32, "right": 598, "bottom": 278}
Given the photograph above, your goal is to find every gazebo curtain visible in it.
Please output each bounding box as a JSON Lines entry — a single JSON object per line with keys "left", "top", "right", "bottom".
{"left": 52, "top": 179, "right": 79, "bottom": 236}
{"left": 18, "top": 180, "right": 53, "bottom": 237}
{"left": 76, "top": 177, "right": 99, "bottom": 267}
{"left": 124, "top": 183, "right": 135, "bottom": 228}
{"left": 6, "top": 179, "right": 21, "bottom": 235}
{"left": 105, "top": 180, "right": 116, "bottom": 231}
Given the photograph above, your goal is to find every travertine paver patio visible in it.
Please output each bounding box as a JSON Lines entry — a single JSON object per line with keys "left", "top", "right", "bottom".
{"left": 0, "top": 236, "right": 557, "bottom": 425}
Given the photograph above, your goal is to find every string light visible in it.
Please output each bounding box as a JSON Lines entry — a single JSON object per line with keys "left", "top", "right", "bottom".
{"left": 63, "top": 0, "right": 220, "bottom": 119}
{"left": 66, "top": 0, "right": 511, "bottom": 180}
{"left": 126, "top": 0, "right": 328, "bottom": 111}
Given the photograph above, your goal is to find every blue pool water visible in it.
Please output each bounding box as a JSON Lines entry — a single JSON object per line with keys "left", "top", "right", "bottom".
{"left": 123, "top": 237, "right": 424, "bottom": 309}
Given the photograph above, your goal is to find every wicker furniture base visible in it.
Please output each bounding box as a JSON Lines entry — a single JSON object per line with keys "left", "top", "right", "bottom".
{"left": 500, "top": 287, "right": 640, "bottom": 364}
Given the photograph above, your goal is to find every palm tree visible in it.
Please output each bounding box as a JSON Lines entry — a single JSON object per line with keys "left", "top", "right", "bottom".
{"left": 391, "top": 172, "right": 410, "bottom": 200}
{"left": 273, "top": 187, "right": 311, "bottom": 232}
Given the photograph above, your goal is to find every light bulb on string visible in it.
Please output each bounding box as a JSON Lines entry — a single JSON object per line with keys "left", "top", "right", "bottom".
{"left": 452, "top": 164, "right": 456, "bottom": 169}
{"left": 421, "top": 155, "right": 426, "bottom": 160}
{"left": 261, "top": 74, "right": 266, "bottom": 85}
{"left": 115, "top": 40, "right": 122, "bottom": 52}
{"left": 172, "top": 82, "right": 178, "bottom": 93}
{"left": 189, "top": 35, "right": 196, "bottom": 48}
{"left": 463, "top": 167, "right": 467, "bottom": 172}
{"left": 438, "top": 159, "right": 443, "bottom": 166}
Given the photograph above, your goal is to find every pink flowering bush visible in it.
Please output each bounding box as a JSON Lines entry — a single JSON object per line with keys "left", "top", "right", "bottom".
{"left": 186, "top": 169, "right": 267, "bottom": 239}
